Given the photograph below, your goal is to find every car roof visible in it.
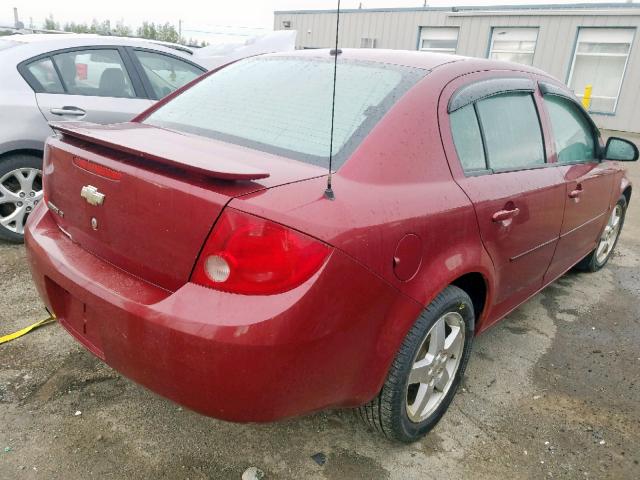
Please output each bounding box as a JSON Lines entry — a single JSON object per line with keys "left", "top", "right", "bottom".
{"left": 10, "top": 33, "right": 194, "bottom": 53}
{"left": 1, "top": 33, "right": 202, "bottom": 65}
{"left": 10, "top": 33, "right": 185, "bottom": 47}
{"left": 266, "top": 48, "right": 551, "bottom": 77}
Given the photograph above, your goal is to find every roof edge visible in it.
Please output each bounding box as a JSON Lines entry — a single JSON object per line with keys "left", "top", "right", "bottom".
{"left": 274, "top": 2, "right": 640, "bottom": 15}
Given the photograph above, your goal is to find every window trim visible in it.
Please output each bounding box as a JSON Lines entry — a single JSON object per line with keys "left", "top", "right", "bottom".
{"left": 565, "top": 26, "right": 636, "bottom": 115}
{"left": 472, "top": 102, "right": 490, "bottom": 171}
{"left": 448, "top": 77, "right": 535, "bottom": 113}
{"left": 486, "top": 26, "right": 539, "bottom": 65}
{"left": 17, "top": 45, "right": 146, "bottom": 99}
{"left": 124, "top": 46, "right": 206, "bottom": 100}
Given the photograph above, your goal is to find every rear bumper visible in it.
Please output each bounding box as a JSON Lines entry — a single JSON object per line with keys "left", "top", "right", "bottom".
{"left": 25, "top": 204, "right": 422, "bottom": 422}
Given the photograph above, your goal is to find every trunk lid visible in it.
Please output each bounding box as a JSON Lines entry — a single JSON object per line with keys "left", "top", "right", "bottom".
{"left": 44, "top": 122, "right": 325, "bottom": 291}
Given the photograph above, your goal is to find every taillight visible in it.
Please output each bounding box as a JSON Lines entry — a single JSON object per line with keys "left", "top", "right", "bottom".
{"left": 191, "top": 208, "right": 331, "bottom": 295}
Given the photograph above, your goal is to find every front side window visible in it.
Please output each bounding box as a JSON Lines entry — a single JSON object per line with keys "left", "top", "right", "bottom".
{"left": 51, "top": 49, "right": 135, "bottom": 98}
{"left": 144, "top": 57, "right": 424, "bottom": 168}
{"left": 544, "top": 95, "right": 596, "bottom": 164}
{"left": 475, "top": 93, "right": 545, "bottom": 171}
{"left": 568, "top": 28, "right": 634, "bottom": 113}
{"left": 133, "top": 50, "right": 203, "bottom": 99}
{"left": 419, "top": 27, "right": 459, "bottom": 54}
{"left": 450, "top": 105, "right": 486, "bottom": 172}
{"left": 489, "top": 28, "right": 538, "bottom": 66}
{"left": 25, "top": 57, "right": 64, "bottom": 94}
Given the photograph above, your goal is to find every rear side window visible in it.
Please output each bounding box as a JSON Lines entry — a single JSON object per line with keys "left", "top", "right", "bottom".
{"left": 133, "top": 50, "right": 203, "bottom": 99}
{"left": 476, "top": 93, "right": 545, "bottom": 170}
{"left": 144, "top": 57, "right": 425, "bottom": 168}
{"left": 25, "top": 57, "right": 64, "bottom": 94}
{"left": 543, "top": 95, "right": 596, "bottom": 163}
{"left": 51, "top": 49, "right": 135, "bottom": 98}
{"left": 450, "top": 105, "right": 486, "bottom": 171}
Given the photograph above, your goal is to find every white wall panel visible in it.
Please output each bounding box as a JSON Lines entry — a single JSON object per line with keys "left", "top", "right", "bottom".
{"left": 274, "top": 8, "right": 640, "bottom": 132}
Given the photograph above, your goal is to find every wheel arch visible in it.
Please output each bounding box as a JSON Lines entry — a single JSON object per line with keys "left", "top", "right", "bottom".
{"left": 0, "top": 147, "right": 44, "bottom": 162}
{"left": 450, "top": 271, "right": 489, "bottom": 329}
{"left": 622, "top": 184, "right": 632, "bottom": 205}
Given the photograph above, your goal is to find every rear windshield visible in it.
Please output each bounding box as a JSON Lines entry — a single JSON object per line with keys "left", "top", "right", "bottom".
{"left": 144, "top": 56, "right": 425, "bottom": 168}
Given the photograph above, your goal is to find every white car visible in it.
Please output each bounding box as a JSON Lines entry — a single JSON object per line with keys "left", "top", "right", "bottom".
{"left": 0, "top": 34, "right": 210, "bottom": 242}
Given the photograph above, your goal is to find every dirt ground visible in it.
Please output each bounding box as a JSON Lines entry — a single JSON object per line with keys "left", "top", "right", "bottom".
{"left": 1, "top": 132, "right": 639, "bottom": 480}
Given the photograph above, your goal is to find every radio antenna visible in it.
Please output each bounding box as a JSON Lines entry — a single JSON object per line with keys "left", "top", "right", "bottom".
{"left": 324, "top": 0, "right": 341, "bottom": 201}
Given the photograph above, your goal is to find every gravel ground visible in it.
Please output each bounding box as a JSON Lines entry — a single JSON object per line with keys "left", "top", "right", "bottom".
{"left": 1, "top": 132, "right": 639, "bottom": 479}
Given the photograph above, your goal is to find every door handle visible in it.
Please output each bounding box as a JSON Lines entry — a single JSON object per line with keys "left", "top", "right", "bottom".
{"left": 569, "top": 184, "right": 583, "bottom": 199}
{"left": 492, "top": 207, "right": 520, "bottom": 223}
{"left": 50, "top": 106, "right": 86, "bottom": 117}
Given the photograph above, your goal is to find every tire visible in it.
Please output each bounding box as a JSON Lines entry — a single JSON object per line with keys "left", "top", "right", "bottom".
{"left": 359, "top": 285, "right": 475, "bottom": 443}
{"left": 0, "top": 153, "right": 44, "bottom": 244}
{"left": 576, "top": 195, "right": 627, "bottom": 272}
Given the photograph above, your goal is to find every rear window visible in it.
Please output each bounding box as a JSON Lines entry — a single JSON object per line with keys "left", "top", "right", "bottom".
{"left": 144, "top": 56, "right": 425, "bottom": 168}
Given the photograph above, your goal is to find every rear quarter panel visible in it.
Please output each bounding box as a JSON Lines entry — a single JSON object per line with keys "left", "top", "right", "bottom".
{"left": 231, "top": 69, "right": 495, "bottom": 331}
{"left": 0, "top": 64, "right": 51, "bottom": 155}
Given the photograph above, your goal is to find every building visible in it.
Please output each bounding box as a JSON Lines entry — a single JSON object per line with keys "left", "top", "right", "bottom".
{"left": 274, "top": 3, "right": 640, "bottom": 133}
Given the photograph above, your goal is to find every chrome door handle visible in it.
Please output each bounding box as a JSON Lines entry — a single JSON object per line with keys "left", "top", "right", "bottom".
{"left": 492, "top": 207, "right": 520, "bottom": 222}
{"left": 50, "top": 107, "right": 86, "bottom": 116}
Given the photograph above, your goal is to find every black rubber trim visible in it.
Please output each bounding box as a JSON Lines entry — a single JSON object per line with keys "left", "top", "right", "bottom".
{"left": 448, "top": 77, "right": 535, "bottom": 113}
{"left": 538, "top": 81, "right": 568, "bottom": 98}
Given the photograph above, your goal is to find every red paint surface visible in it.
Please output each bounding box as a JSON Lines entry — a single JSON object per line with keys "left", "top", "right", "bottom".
{"left": 26, "top": 50, "right": 633, "bottom": 422}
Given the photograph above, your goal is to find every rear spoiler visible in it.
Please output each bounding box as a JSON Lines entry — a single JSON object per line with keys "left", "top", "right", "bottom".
{"left": 49, "top": 121, "right": 270, "bottom": 181}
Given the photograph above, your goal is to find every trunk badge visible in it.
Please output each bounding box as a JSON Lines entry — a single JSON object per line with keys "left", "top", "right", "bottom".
{"left": 47, "top": 201, "right": 64, "bottom": 218}
{"left": 81, "top": 185, "right": 105, "bottom": 206}
{"left": 91, "top": 217, "right": 98, "bottom": 230}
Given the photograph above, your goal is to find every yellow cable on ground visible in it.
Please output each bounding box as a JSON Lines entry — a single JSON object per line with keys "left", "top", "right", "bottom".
{"left": 0, "top": 315, "right": 56, "bottom": 345}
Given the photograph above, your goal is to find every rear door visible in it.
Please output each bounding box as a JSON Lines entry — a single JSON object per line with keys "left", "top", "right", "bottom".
{"left": 539, "top": 86, "right": 616, "bottom": 281}
{"left": 20, "top": 46, "right": 154, "bottom": 124}
{"left": 441, "top": 73, "right": 566, "bottom": 321}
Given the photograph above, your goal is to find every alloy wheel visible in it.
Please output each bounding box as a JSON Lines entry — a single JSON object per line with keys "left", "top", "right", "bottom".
{"left": 0, "top": 168, "right": 43, "bottom": 235}
{"left": 595, "top": 204, "right": 623, "bottom": 265}
{"left": 406, "top": 311, "right": 465, "bottom": 423}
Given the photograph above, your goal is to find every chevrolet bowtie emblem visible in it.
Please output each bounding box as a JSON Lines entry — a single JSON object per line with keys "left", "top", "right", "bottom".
{"left": 80, "top": 185, "right": 105, "bottom": 206}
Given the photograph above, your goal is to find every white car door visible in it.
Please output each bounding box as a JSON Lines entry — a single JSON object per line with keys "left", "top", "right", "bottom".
{"left": 24, "top": 47, "right": 154, "bottom": 124}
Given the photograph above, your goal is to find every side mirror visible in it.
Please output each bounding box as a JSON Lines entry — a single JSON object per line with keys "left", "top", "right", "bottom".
{"left": 604, "top": 137, "right": 638, "bottom": 161}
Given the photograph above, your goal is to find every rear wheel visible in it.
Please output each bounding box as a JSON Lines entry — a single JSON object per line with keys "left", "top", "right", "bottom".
{"left": 359, "top": 285, "right": 474, "bottom": 442}
{"left": 576, "top": 195, "right": 627, "bottom": 272}
{"left": 0, "top": 153, "right": 43, "bottom": 243}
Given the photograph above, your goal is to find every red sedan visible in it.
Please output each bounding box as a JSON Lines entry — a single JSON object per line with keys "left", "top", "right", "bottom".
{"left": 25, "top": 49, "right": 636, "bottom": 442}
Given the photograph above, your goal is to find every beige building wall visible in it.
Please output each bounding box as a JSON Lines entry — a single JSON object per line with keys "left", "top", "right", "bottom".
{"left": 274, "top": 6, "right": 640, "bottom": 133}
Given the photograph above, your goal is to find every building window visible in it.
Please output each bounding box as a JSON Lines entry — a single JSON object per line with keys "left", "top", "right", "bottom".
{"left": 419, "top": 27, "right": 459, "bottom": 54}
{"left": 568, "top": 28, "right": 635, "bottom": 114}
{"left": 489, "top": 27, "right": 538, "bottom": 65}
{"left": 360, "top": 38, "right": 377, "bottom": 48}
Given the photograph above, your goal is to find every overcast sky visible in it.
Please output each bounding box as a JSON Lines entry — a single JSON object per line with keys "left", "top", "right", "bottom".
{"left": 4, "top": 1, "right": 626, "bottom": 34}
